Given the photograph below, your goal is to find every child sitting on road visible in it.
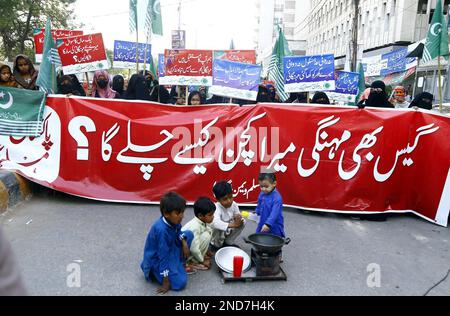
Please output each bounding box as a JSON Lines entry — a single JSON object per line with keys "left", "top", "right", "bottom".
{"left": 182, "top": 197, "right": 215, "bottom": 271}
{"left": 141, "top": 192, "right": 194, "bottom": 294}
{"left": 255, "top": 172, "right": 285, "bottom": 238}
{"left": 210, "top": 181, "right": 245, "bottom": 249}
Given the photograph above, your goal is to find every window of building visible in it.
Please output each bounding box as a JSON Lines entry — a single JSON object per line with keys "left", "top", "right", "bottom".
{"left": 285, "top": 14, "right": 295, "bottom": 23}
{"left": 417, "top": 0, "right": 427, "bottom": 14}
{"left": 285, "top": 0, "right": 296, "bottom": 10}
{"left": 285, "top": 27, "right": 294, "bottom": 36}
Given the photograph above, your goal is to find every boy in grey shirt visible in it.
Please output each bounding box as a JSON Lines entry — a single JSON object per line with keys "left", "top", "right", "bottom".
{"left": 210, "top": 181, "right": 245, "bottom": 249}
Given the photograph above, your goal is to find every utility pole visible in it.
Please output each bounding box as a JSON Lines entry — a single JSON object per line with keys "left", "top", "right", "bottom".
{"left": 351, "top": 0, "right": 360, "bottom": 72}
{"left": 178, "top": 0, "right": 182, "bottom": 31}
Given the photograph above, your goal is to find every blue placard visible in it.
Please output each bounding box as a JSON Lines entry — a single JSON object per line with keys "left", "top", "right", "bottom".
{"left": 113, "top": 40, "right": 152, "bottom": 67}
{"left": 335, "top": 71, "right": 359, "bottom": 95}
{"left": 209, "top": 59, "right": 261, "bottom": 101}
{"left": 380, "top": 48, "right": 409, "bottom": 76}
{"left": 283, "top": 54, "right": 336, "bottom": 92}
{"left": 328, "top": 71, "right": 360, "bottom": 103}
{"left": 158, "top": 54, "right": 165, "bottom": 77}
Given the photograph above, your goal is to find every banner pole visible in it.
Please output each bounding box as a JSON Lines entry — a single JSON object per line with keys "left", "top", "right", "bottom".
{"left": 307, "top": 92, "right": 310, "bottom": 103}
{"left": 438, "top": 57, "right": 443, "bottom": 113}
{"left": 186, "top": 86, "right": 189, "bottom": 106}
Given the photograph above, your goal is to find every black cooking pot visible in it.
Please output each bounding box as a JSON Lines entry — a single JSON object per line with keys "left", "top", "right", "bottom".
{"left": 243, "top": 233, "right": 291, "bottom": 254}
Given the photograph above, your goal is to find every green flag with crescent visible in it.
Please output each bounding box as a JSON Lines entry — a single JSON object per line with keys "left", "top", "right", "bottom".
{"left": 0, "top": 86, "right": 47, "bottom": 137}
{"left": 422, "top": 0, "right": 449, "bottom": 63}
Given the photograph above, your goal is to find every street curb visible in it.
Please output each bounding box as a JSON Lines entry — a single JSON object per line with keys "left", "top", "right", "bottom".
{"left": 0, "top": 171, "right": 31, "bottom": 214}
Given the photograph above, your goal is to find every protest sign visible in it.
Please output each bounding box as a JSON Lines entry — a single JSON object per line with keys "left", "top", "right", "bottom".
{"left": 328, "top": 71, "right": 360, "bottom": 103}
{"left": 34, "top": 29, "right": 83, "bottom": 63}
{"left": 214, "top": 50, "right": 257, "bottom": 64}
{"left": 1, "top": 98, "right": 449, "bottom": 227}
{"left": 113, "top": 40, "right": 152, "bottom": 70}
{"left": 159, "top": 50, "right": 213, "bottom": 86}
{"left": 209, "top": 59, "right": 261, "bottom": 101}
{"left": 57, "top": 33, "right": 108, "bottom": 75}
{"left": 284, "top": 54, "right": 335, "bottom": 92}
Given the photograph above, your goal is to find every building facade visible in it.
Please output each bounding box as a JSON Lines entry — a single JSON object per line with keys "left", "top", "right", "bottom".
{"left": 304, "top": 0, "right": 450, "bottom": 58}
{"left": 255, "top": 0, "right": 307, "bottom": 69}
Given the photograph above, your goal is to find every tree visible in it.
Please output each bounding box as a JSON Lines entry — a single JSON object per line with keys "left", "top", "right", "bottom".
{"left": 0, "top": 0, "right": 78, "bottom": 62}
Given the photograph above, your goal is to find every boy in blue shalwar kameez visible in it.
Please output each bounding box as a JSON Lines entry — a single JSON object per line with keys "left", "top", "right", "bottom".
{"left": 255, "top": 172, "right": 285, "bottom": 238}
{"left": 141, "top": 192, "right": 194, "bottom": 294}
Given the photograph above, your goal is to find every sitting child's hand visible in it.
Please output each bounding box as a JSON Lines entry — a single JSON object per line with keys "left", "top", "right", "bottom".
{"left": 261, "top": 224, "right": 270, "bottom": 233}
{"left": 157, "top": 278, "right": 170, "bottom": 295}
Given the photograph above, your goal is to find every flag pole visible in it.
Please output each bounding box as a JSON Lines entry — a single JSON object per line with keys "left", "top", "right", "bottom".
{"left": 438, "top": 57, "right": 443, "bottom": 112}
{"left": 143, "top": 27, "right": 151, "bottom": 73}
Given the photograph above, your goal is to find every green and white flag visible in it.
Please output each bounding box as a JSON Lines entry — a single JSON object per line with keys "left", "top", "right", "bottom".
{"left": 268, "top": 26, "right": 292, "bottom": 102}
{"left": 36, "top": 18, "right": 59, "bottom": 94}
{"left": 355, "top": 63, "right": 366, "bottom": 103}
{"left": 0, "top": 86, "right": 47, "bottom": 137}
{"left": 146, "top": 0, "right": 163, "bottom": 36}
{"left": 129, "top": 0, "right": 138, "bottom": 33}
{"left": 422, "top": 0, "right": 449, "bottom": 63}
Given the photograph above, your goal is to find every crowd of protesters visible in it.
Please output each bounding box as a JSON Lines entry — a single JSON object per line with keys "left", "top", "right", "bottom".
{"left": 0, "top": 53, "right": 437, "bottom": 111}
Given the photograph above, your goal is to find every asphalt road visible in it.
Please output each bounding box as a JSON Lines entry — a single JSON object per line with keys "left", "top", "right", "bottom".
{"left": 1, "top": 189, "right": 449, "bottom": 296}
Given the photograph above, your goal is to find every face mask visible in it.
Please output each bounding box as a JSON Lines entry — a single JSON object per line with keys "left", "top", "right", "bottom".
{"left": 97, "top": 79, "right": 108, "bottom": 89}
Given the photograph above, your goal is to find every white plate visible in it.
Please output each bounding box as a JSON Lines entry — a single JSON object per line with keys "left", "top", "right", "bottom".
{"left": 215, "top": 247, "right": 251, "bottom": 274}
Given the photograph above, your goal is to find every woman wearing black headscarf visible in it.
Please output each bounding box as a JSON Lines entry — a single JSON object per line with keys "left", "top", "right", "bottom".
{"left": 125, "top": 74, "right": 151, "bottom": 101}
{"left": 112, "top": 75, "right": 126, "bottom": 99}
{"left": 409, "top": 92, "right": 434, "bottom": 110}
{"left": 57, "top": 75, "right": 86, "bottom": 96}
{"left": 312, "top": 92, "right": 330, "bottom": 104}
{"left": 357, "top": 81, "right": 394, "bottom": 109}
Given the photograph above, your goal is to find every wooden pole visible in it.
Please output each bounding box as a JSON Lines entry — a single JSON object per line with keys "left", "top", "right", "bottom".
{"left": 307, "top": 92, "right": 310, "bottom": 103}
{"left": 438, "top": 57, "right": 443, "bottom": 113}
{"left": 186, "top": 86, "right": 189, "bottom": 106}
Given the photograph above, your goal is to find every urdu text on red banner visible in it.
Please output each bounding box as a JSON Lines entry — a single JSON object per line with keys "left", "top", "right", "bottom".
{"left": 0, "top": 97, "right": 449, "bottom": 226}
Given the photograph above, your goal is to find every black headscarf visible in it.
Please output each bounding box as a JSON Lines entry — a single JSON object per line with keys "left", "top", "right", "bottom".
{"left": 125, "top": 74, "right": 151, "bottom": 101}
{"left": 312, "top": 92, "right": 330, "bottom": 104}
{"left": 256, "top": 85, "right": 269, "bottom": 103}
{"left": 57, "top": 75, "right": 85, "bottom": 96}
{"left": 409, "top": 92, "right": 434, "bottom": 110}
{"left": 112, "top": 75, "right": 125, "bottom": 98}
{"left": 358, "top": 80, "right": 394, "bottom": 108}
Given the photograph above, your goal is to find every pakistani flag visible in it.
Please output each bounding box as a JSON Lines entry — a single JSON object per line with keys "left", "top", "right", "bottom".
{"left": 422, "top": 0, "right": 449, "bottom": 63}
{"left": 146, "top": 0, "right": 163, "bottom": 36}
{"left": 36, "top": 19, "right": 59, "bottom": 94}
{"left": 0, "top": 86, "right": 47, "bottom": 137}
{"left": 268, "top": 26, "right": 292, "bottom": 102}
{"left": 130, "top": 0, "right": 138, "bottom": 33}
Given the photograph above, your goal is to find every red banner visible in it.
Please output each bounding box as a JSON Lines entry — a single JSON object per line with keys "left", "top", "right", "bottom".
{"left": 33, "top": 29, "right": 83, "bottom": 62}
{"left": 214, "top": 50, "right": 257, "bottom": 64}
{"left": 160, "top": 49, "right": 213, "bottom": 86}
{"left": 0, "top": 98, "right": 449, "bottom": 226}
{"left": 56, "top": 33, "right": 108, "bottom": 75}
